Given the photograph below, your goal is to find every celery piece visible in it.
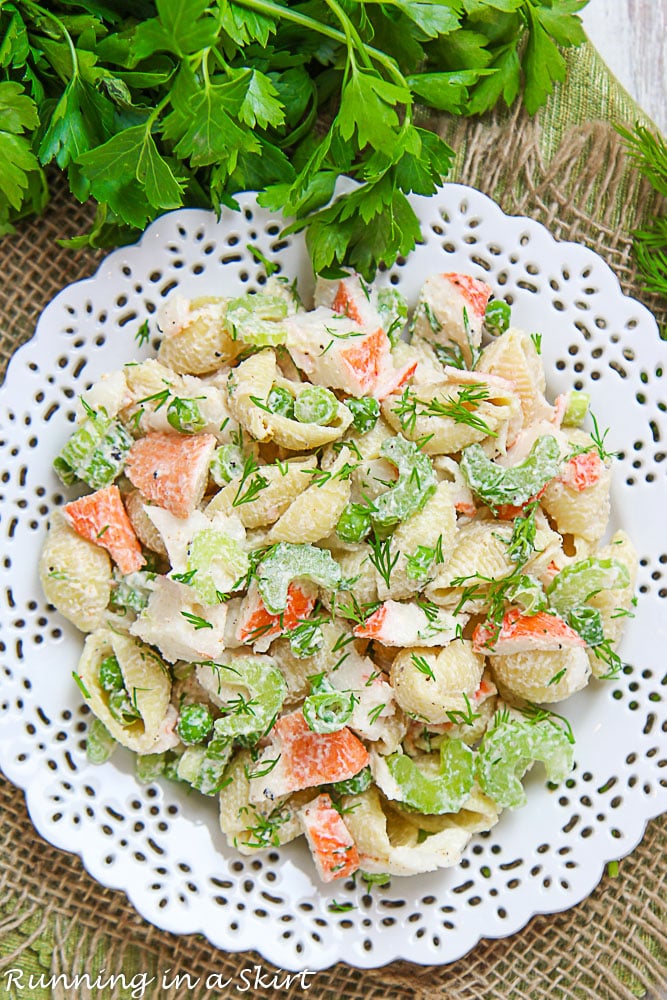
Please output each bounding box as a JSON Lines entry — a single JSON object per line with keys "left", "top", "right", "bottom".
{"left": 386, "top": 739, "right": 475, "bottom": 814}
{"left": 109, "top": 570, "right": 154, "bottom": 615}
{"left": 371, "top": 435, "right": 437, "bottom": 529}
{"left": 505, "top": 574, "right": 547, "bottom": 615}
{"left": 176, "top": 743, "right": 232, "bottom": 796}
{"left": 86, "top": 718, "right": 117, "bottom": 765}
{"left": 562, "top": 391, "right": 590, "bottom": 427}
{"left": 186, "top": 528, "right": 249, "bottom": 605}
{"left": 547, "top": 557, "right": 630, "bottom": 615}
{"left": 212, "top": 656, "right": 287, "bottom": 739}
{"left": 54, "top": 406, "right": 133, "bottom": 489}
{"left": 330, "top": 766, "right": 372, "bottom": 796}
{"left": 461, "top": 435, "right": 561, "bottom": 508}
{"left": 476, "top": 715, "right": 574, "bottom": 809}
{"left": 405, "top": 544, "right": 437, "bottom": 582}
{"left": 136, "top": 752, "right": 166, "bottom": 783}
{"left": 567, "top": 605, "right": 604, "bottom": 646}
{"left": 294, "top": 385, "right": 338, "bottom": 426}
{"left": 303, "top": 689, "right": 356, "bottom": 733}
{"left": 226, "top": 293, "right": 288, "bottom": 346}
{"left": 108, "top": 689, "right": 141, "bottom": 726}
{"left": 256, "top": 542, "right": 341, "bottom": 614}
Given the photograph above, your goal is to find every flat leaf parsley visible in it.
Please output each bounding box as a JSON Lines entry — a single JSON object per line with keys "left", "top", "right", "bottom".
{"left": 0, "top": 1, "right": 589, "bottom": 275}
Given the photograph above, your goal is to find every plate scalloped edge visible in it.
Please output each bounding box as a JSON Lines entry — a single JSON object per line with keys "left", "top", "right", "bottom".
{"left": 0, "top": 183, "right": 665, "bottom": 972}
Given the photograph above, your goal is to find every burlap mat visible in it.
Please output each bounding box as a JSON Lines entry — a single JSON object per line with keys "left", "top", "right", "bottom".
{"left": 0, "top": 42, "right": 665, "bottom": 1000}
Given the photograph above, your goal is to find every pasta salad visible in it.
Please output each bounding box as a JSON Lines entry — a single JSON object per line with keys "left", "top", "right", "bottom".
{"left": 39, "top": 268, "right": 637, "bottom": 882}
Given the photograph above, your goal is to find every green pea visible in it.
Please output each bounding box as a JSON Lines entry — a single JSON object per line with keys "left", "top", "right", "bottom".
{"left": 177, "top": 702, "right": 214, "bottom": 745}
{"left": 267, "top": 386, "right": 295, "bottom": 419}
{"left": 210, "top": 443, "right": 245, "bottom": 485}
{"left": 294, "top": 386, "right": 338, "bottom": 426}
{"left": 86, "top": 718, "right": 117, "bottom": 765}
{"left": 167, "top": 396, "right": 206, "bottom": 434}
{"left": 336, "top": 503, "right": 371, "bottom": 543}
{"left": 99, "top": 654, "right": 123, "bottom": 693}
{"left": 289, "top": 621, "right": 325, "bottom": 658}
{"left": 347, "top": 397, "right": 380, "bottom": 434}
{"left": 484, "top": 299, "right": 511, "bottom": 335}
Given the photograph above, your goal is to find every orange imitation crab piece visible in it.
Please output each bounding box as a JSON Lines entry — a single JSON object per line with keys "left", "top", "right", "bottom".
{"left": 495, "top": 485, "right": 548, "bottom": 521}
{"left": 125, "top": 431, "right": 216, "bottom": 519}
{"left": 331, "top": 282, "right": 364, "bottom": 324}
{"left": 560, "top": 451, "right": 604, "bottom": 492}
{"left": 237, "top": 583, "right": 316, "bottom": 644}
{"left": 63, "top": 484, "right": 144, "bottom": 575}
{"left": 341, "top": 326, "right": 387, "bottom": 391}
{"left": 301, "top": 793, "right": 360, "bottom": 882}
{"left": 270, "top": 711, "right": 369, "bottom": 794}
{"left": 353, "top": 604, "right": 387, "bottom": 639}
{"left": 473, "top": 607, "right": 585, "bottom": 654}
{"left": 443, "top": 273, "right": 492, "bottom": 317}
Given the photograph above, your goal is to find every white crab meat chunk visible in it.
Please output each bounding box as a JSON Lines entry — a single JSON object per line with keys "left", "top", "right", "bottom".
{"left": 144, "top": 506, "right": 247, "bottom": 599}
{"left": 353, "top": 600, "right": 464, "bottom": 647}
{"left": 130, "top": 577, "right": 228, "bottom": 663}
{"left": 157, "top": 293, "right": 192, "bottom": 337}
{"left": 285, "top": 308, "right": 413, "bottom": 399}
{"left": 149, "top": 704, "right": 181, "bottom": 754}
{"left": 77, "top": 369, "right": 131, "bottom": 421}
{"left": 327, "top": 649, "right": 397, "bottom": 742}
{"left": 314, "top": 273, "right": 383, "bottom": 329}
{"left": 412, "top": 273, "right": 492, "bottom": 360}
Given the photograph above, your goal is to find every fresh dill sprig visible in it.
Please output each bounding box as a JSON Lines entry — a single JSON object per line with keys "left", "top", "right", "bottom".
{"left": 232, "top": 455, "right": 270, "bottom": 507}
{"left": 411, "top": 653, "right": 436, "bottom": 682}
{"left": 367, "top": 531, "right": 399, "bottom": 590}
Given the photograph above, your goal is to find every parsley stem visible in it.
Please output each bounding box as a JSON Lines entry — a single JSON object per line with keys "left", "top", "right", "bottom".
{"left": 232, "top": 0, "right": 404, "bottom": 81}
{"left": 22, "top": 1, "right": 79, "bottom": 81}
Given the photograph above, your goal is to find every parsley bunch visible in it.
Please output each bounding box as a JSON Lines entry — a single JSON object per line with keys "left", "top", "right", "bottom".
{"left": 1, "top": 0, "right": 588, "bottom": 277}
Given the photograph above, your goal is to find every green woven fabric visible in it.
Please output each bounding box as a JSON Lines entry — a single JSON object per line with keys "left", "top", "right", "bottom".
{"left": 0, "top": 39, "right": 665, "bottom": 1000}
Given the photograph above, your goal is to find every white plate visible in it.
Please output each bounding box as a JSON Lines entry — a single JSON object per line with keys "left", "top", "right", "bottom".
{"left": 0, "top": 185, "right": 665, "bottom": 971}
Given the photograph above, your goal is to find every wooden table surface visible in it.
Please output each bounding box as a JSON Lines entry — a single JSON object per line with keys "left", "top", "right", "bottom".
{"left": 581, "top": 0, "right": 666, "bottom": 133}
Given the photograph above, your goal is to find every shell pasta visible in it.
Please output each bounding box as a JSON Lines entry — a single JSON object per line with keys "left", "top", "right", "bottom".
{"left": 40, "top": 267, "right": 637, "bottom": 883}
